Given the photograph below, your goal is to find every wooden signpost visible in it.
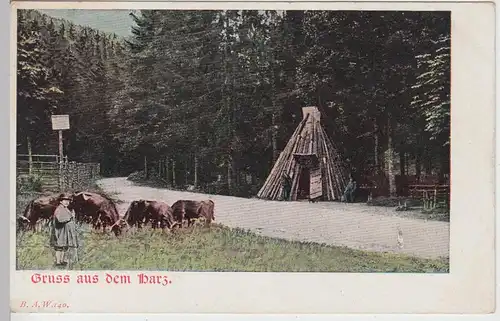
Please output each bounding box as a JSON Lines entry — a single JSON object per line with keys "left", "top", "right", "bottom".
{"left": 51, "top": 115, "right": 70, "bottom": 190}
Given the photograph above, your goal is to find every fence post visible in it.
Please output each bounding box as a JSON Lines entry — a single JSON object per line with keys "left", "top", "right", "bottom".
{"left": 58, "top": 159, "right": 62, "bottom": 192}
{"left": 27, "top": 137, "right": 33, "bottom": 176}
{"left": 82, "top": 164, "right": 86, "bottom": 188}
{"left": 77, "top": 162, "right": 81, "bottom": 190}
{"left": 71, "top": 162, "right": 76, "bottom": 190}
{"left": 60, "top": 161, "right": 65, "bottom": 192}
{"left": 61, "top": 162, "right": 64, "bottom": 191}
{"left": 66, "top": 161, "right": 70, "bottom": 191}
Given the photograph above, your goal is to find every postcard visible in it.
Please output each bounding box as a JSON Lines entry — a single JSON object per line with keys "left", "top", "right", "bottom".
{"left": 10, "top": 0, "right": 495, "bottom": 314}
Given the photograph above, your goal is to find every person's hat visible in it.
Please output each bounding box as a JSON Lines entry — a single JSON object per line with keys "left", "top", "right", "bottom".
{"left": 58, "top": 193, "right": 72, "bottom": 201}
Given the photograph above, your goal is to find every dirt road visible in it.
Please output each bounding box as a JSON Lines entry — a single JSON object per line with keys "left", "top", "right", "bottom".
{"left": 97, "top": 177, "right": 449, "bottom": 259}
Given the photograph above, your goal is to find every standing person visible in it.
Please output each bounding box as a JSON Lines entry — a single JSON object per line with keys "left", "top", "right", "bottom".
{"left": 349, "top": 179, "right": 357, "bottom": 202}
{"left": 343, "top": 177, "right": 355, "bottom": 203}
{"left": 50, "top": 193, "right": 79, "bottom": 267}
{"left": 281, "top": 171, "right": 292, "bottom": 201}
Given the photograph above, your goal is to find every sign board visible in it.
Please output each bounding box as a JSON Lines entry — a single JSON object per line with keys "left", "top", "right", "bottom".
{"left": 51, "top": 115, "right": 70, "bottom": 130}
{"left": 293, "top": 153, "right": 319, "bottom": 169}
{"left": 310, "top": 167, "right": 323, "bottom": 199}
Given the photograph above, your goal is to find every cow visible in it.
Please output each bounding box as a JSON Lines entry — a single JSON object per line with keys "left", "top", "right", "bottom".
{"left": 70, "top": 191, "right": 122, "bottom": 236}
{"left": 123, "top": 200, "right": 149, "bottom": 229}
{"left": 123, "top": 199, "right": 175, "bottom": 230}
{"left": 171, "top": 199, "right": 215, "bottom": 228}
{"left": 17, "top": 194, "right": 62, "bottom": 232}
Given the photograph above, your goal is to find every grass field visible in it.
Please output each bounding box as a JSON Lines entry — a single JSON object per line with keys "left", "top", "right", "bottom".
{"left": 16, "top": 183, "right": 449, "bottom": 273}
{"left": 16, "top": 223, "right": 449, "bottom": 272}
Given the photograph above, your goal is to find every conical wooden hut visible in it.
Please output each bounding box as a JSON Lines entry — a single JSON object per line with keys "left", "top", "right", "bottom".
{"left": 257, "top": 106, "right": 350, "bottom": 201}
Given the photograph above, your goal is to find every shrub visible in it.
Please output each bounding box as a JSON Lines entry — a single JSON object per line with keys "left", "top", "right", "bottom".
{"left": 17, "top": 174, "right": 43, "bottom": 193}
{"left": 127, "top": 171, "right": 146, "bottom": 181}
{"left": 367, "top": 196, "right": 421, "bottom": 208}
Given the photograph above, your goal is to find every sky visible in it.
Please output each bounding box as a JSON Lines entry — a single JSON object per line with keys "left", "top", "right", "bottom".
{"left": 38, "top": 9, "right": 284, "bottom": 39}
{"left": 39, "top": 9, "right": 135, "bottom": 37}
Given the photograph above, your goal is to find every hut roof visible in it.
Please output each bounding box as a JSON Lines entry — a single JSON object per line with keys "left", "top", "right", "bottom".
{"left": 256, "top": 106, "right": 349, "bottom": 201}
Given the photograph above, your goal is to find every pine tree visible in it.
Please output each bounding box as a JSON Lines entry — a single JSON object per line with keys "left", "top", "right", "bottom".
{"left": 17, "top": 11, "right": 63, "bottom": 153}
{"left": 411, "top": 34, "right": 450, "bottom": 146}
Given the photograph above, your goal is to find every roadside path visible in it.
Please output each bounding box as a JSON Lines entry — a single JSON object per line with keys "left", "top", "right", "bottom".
{"left": 97, "top": 177, "right": 450, "bottom": 259}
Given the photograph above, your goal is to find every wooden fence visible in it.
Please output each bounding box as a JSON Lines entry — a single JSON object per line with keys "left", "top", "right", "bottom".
{"left": 17, "top": 154, "right": 100, "bottom": 192}
{"left": 409, "top": 184, "right": 450, "bottom": 211}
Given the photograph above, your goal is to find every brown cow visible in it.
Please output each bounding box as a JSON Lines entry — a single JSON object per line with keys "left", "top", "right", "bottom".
{"left": 123, "top": 200, "right": 147, "bottom": 229}
{"left": 171, "top": 199, "right": 215, "bottom": 228}
{"left": 123, "top": 199, "right": 175, "bottom": 230}
{"left": 17, "top": 194, "right": 62, "bottom": 231}
{"left": 70, "top": 191, "right": 121, "bottom": 236}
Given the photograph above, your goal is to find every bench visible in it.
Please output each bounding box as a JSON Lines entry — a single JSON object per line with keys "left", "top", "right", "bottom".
{"left": 409, "top": 184, "right": 450, "bottom": 210}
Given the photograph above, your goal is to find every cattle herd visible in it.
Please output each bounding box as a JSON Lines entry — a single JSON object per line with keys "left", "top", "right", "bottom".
{"left": 17, "top": 191, "right": 216, "bottom": 236}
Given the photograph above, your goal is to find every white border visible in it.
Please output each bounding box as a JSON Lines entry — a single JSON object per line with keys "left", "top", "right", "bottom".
{"left": 9, "top": 1, "right": 496, "bottom": 315}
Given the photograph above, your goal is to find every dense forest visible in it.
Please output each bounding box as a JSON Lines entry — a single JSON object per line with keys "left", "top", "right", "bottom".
{"left": 16, "top": 9, "right": 450, "bottom": 197}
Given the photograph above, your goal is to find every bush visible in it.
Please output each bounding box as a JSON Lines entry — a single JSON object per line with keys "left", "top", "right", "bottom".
{"left": 127, "top": 169, "right": 164, "bottom": 182}
{"left": 17, "top": 174, "right": 43, "bottom": 193}
{"left": 127, "top": 172, "right": 259, "bottom": 198}
{"left": 232, "top": 184, "right": 261, "bottom": 198}
{"left": 127, "top": 171, "right": 146, "bottom": 181}
{"left": 367, "top": 196, "right": 421, "bottom": 208}
{"left": 422, "top": 206, "right": 450, "bottom": 219}
{"left": 205, "top": 181, "right": 228, "bottom": 195}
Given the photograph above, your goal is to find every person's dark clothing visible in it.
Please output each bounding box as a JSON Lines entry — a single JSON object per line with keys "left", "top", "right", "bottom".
{"left": 343, "top": 179, "right": 357, "bottom": 203}
{"left": 282, "top": 174, "right": 292, "bottom": 201}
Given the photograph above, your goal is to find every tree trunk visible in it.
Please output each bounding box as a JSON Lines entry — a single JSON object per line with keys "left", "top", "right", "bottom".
{"left": 400, "top": 151, "right": 406, "bottom": 177}
{"left": 27, "top": 136, "right": 33, "bottom": 176}
{"left": 194, "top": 153, "right": 198, "bottom": 189}
{"left": 144, "top": 156, "right": 148, "bottom": 179}
{"left": 415, "top": 151, "right": 421, "bottom": 180}
{"left": 272, "top": 112, "right": 279, "bottom": 163}
{"left": 223, "top": 17, "right": 232, "bottom": 196}
{"left": 387, "top": 118, "right": 397, "bottom": 197}
{"left": 373, "top": 121, "right": 379, "bottom": 174}
{"left": 158, "top": 160, "right": 161, "bottom": 178}
{"left": 235, "top": 163, "right": 240, "bottom": 187}
{"left": 399, "top": 151, "right": 406, "bottom": 196}
{"left": 425, "top": 151, "right": 432, "bottom": 175}
{"left": 227, "top": 156, "right": 232, "bottom": 195}
{"left": 270, "top": 61, "right": 279, "bottom": 164}
{"left": 172, "top": 160, "right": 176, "bottom": 187}
{"left": 165, "top": 158, "right": 170, "bottom": 185}
{"left": 439, "top": 148, "right": 449, "bottom": 184}
{"left": 405, "top": 153, "right": 409, "bottom": 176}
